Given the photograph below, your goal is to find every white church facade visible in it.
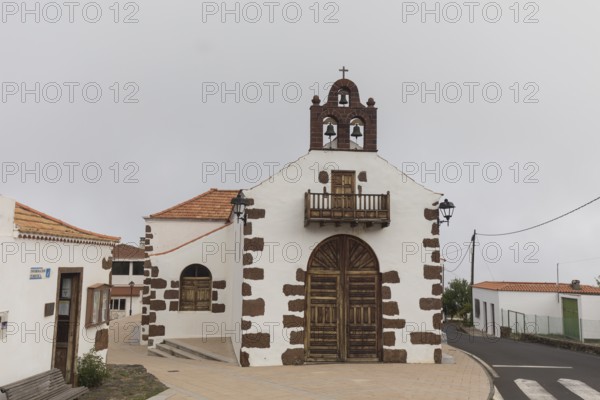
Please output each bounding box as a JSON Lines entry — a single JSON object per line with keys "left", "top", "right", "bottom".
{"left": 141, "top": 76, "right": 447, "bottom": 366}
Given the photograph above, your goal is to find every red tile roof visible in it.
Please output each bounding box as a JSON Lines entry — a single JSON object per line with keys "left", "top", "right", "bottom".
{"left": 15, "top": 202, "right": 120, "bottom": 243}
{"left": 149, "top": 189, "right": 240, "bottom": 221}
{"left": 473, "top": 281, "right": 600, "bottom": 295}
{"left": 112, "top": 244, "right": 146, "bottom": 260}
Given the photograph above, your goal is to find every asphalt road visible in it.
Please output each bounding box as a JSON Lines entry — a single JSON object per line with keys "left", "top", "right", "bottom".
{"left": 444, "top": 323, "right": 600, "bottom": 399}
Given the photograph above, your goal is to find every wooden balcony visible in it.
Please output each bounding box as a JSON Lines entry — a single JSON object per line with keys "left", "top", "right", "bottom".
{"left": 304, "top": 191, "right": 390, "bottom": 227}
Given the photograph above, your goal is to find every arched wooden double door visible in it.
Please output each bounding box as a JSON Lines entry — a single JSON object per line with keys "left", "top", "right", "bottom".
{"left": 305, "top": 235, "right": 381, "bottom": 362}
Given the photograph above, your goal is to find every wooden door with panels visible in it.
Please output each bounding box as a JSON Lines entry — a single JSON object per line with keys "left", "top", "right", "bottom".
{"left": 331, "top": 171, "right": 356, "bottom": 218}
{"left": 306, "top": 235, "right": 381, "bottom": 362}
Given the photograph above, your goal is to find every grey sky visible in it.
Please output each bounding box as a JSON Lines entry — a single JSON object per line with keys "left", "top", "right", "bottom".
{"left": 1, "top": 0, "right": 599, "bottom": 285}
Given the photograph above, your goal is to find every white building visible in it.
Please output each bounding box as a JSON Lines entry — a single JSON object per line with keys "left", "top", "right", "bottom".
{"left": 0, "top": 196, "right": 119, "bottom": 386}
{"left": 110, "top": 244, "right": 145, "bottom": 319}
{"left": 142, "top": 76, "right": 448, "bottom": 366}
{"left": 473, "top": 281, "right": 600, "bottom": 341}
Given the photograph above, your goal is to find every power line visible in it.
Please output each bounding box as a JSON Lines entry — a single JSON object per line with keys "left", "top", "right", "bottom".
{"left": 559, "top": 256, "right": 600, "bottom": 265}
{"left": 445, "top": 240, "right": 472, "bottom": 273}
{"left": 478, "top": 194, "right": 600, "bottom": 237}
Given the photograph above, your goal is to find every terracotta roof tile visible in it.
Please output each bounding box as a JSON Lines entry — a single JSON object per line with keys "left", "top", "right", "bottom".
{"left": 149, "top": 189, "right": 240, "bottom": 221}
{"left": 473, "top": 281, "right": 600, "bottom": 295}
{"left": 112, "top": 244, "right": 146, "bottom": 260}
{"left": 14, "top": 202, "right": 120, "bottom": 243}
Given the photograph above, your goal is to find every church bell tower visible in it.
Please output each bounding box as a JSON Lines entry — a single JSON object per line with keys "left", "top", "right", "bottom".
{"left": 309, "top": 67, "right": 378, "bottom": 152}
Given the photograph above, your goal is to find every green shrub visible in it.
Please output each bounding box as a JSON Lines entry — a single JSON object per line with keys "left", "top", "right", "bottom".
{"left": 77, "top": 347, "right": 109, "bottom": 388}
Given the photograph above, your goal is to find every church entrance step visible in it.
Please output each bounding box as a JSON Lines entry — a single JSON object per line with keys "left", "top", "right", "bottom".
{"left": 154, "top": 343, "right": 205, "bottom": 361}
{"left": 163, "top": 339, "right": 237, "bottom": 364}
{"left": 147, "top": 347, "right": 176, "bottom": 359}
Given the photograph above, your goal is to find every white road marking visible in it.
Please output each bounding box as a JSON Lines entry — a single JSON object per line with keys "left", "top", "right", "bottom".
{"left": 493, "top": 386, "right": 504, "bottom": 400}
{"left": 494, "top": 365, "right": 572, "bottom": 369}
{"left": 515, "top": 379, "right": 557, "bottom": 400}
{"left": 558, "top": 378, "right": 600, "bottom": 400}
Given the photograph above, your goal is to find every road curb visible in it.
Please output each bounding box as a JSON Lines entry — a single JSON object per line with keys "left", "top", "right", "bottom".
{"left": 451, "top": 346, "right": 496, "bottom": 400}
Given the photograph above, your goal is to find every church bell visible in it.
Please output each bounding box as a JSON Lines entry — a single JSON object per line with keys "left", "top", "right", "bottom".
{"left": 339, "top": 92, "right": 348, "bottom": 105}
{"left": 351, "top": 123, "right": 363, "bottom": 139}
{"left": 324, "top": 123, "right": 336, "bottom": 138}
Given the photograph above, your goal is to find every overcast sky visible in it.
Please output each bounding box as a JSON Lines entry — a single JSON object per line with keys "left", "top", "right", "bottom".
{"left": 2, "top": 0, "right": 599, "bottom": 285}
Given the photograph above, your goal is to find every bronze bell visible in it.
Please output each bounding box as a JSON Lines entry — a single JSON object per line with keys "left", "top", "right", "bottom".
{"left": 351, "top": 123, "right": 362, "bottom": 138}
{"left": 339, "top": 92, "right": 348, "bottom": 105}
{"left": 324, "top": 123, "right": 336, "bottom": 137}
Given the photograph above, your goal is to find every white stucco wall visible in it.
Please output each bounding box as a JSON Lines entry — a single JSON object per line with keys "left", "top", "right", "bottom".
{"left": 241, "top": 150, "right": 442, "bottom": 365}
{"left": 472, "top": 288, "right": 500, "bottom": 337}
{"left": 147, "top": 219, "right": 225, "bottom": 254}
{"left": 0, "top": 197, "right": 114, "bottom": 385}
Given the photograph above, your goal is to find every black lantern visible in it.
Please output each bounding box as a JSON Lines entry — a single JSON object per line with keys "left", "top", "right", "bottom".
{"left": 439, "top": 198, "right": 455, "bottom": 225}
{"left": 231, "top": 193, "right": 248, "bottom": 224}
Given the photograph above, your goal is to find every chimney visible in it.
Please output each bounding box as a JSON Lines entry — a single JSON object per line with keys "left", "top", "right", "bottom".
{"left": 571, "top": 280, "right": 581, "bottom": 290}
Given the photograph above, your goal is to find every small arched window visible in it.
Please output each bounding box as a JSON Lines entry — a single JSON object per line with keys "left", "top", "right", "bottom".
{"left": 180, "top": 264, "right": 212, "bottom": 311}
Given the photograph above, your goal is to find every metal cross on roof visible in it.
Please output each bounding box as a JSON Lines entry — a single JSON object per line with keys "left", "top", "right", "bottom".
{"left": 339, "top": 66, "right": 349, "bottom": 79}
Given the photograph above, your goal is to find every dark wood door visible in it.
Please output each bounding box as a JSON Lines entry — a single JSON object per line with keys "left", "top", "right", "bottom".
{"left": 180, "top": 277, "right": 211, "bottom": 311}
{"left": 306, "top": 235, "right": 380, "bottom": 362}
{"left": 54, "top": 272, "right": 81, "bottom": 383}
{"left": 331, "top": 171, "right": 356, "bottom": 216}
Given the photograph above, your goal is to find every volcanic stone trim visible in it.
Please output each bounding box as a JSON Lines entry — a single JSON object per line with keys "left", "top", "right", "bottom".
{"left": 383, "top": 331, "right": 396, "bottom": 346}
{"left": 434, "top": 348, "right": 442, "bottom": 364}
{"left": 242, "top": 298, "right": 265, "bottom": 317}
{"left": 146, "top": 225, "right": 151, "bottom": 233}
{"left": 242, "top": 333, "right": 270, "bottom": 348}
{"left": 212, "top": 303, "right": 225, "bottom": 313}
{"left": 94, "top": 329, "right": 108, "bottom": 351}
{"left": 424, "top": 265, "right": 442, "bottom": 280}
{"left": 243, "top": 253, "right": 253, "bottom": 265}
{"left": 142, "top": 307, "right": 147, "bottom": 314}
{"left": 150, "top": 300, "right": 166, "bottom": 311}
{"left": 318, "top": 171, "right": 329, "bottom": 183}
{"left": 149, "top": 312, "right": 156, "bottom": 323}
{"left": 164, "top": 290, "right": 178, "bottom": 300}
{"left": 246, "top": 209, "right": 265, "bottom": 220}
{"left": 382, "top": 271, "right": 400, "bottom": 283}
{"left": 382, "top": 301, "right": 399, "bottom": 316}
{"left": 423, "top": 238, "right": 439, "bottom": 248}
{"left": 281, "top": 348, "right": 304, "bottom": 365}
{"left": 240, "top": 351, "right": 250, "bottom": 367}
{"left": 433, "top": 313, "right": 442, "bottom": 329}
{"left": 148, "top": 325, "right": 165, "bottom": 337}
{"left": 241, "top": 320, "right": 252, "bottom": 330}
{"left": 144, "top": 270, "right": 149, "bottom": 277}
{"left": 142, "top": 296, "right": 150, "bottom": 305}
{"left": 150, "top": 278, "right": 167, "bottom": 289}
{"left": 150, "top": 291, "right": 156, "bottom": 300}
{"left": 410, "top": 332, "right": 441, "bottom": 345}
{"left": 143, "top": 286, "right": 149, "bottom": 295}
{"left": 244, "top": 238, "right": 264, "bottom": 252}
{"left": 151, "top": 267, "right": 159, "bottom": 278}
{"left": 288, "top": 299, "right": 305, "bottom": 312}
{"left": 420, "top": 298, "right": 442, "bottom": 311}
{"left": 143, "top": 277, "right": 151, "bottom": 285}
{"left": 289, "top": 330, "right": 304, "bottom": 345}
{"left": 213, "top": 280, "right": 226, "bottom": 289}
{"left": 283, "top": 315, "right": 304, "bottom": 328}
{"left": 431, "top": 222, "right": 439, "bottom": 235}
{"left": 212, "top": 290, "right": 218, "bottom": 301}
{"left": 245, "top": 198, "right": 254, "bottom": 206}
{"left": 382, "top": 286, "right": 391, "bottom": 299}
{"left": 244, "top": 222, "right": 252, "bottom": 235}
{"left": 383, "top": 318, "right": 406, "bottom": 329}
{"left": 296, "top": 268, "right": 306, "bottom": 283}
{"left": 148, "top": 339, "right": 154, "bottom": 346}
{"left": 142, "top": 334, "right": 148, "bottom": 341}
{"left": 169, "top": 301, "right": 179, "bottom": 311}
{"left": 145, "top": 245, "right": 153, "bottom": 252}
{"left": 242, "top": 283, "right": 252, "bottom": 296}
{"left": 283, "top": 284, "right": 304, "bottom": 296}
{"left": 432, "top": 284, "right": 443, "bottom": 295}
{"left": 243, "top": 268, "right": 264, "bottom": 280}
{"left": 424, "top": 208, "right": 438, "bottom": 221}
{"left": 383, "top": 349, "right": 407, "bottom": 363}
{"left": 146, "top": 233, "right": 154, "bottom": 239}
{"left": 358, "top": 171, "right": 367, "bottom": 182}
{"left": 431, "top": 251, "right": 440, "bottom": 263}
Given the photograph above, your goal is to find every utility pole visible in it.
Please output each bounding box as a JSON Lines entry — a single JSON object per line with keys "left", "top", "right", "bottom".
{"left": 470, "top": 230, "right": 476, "bottom": 285}
{"left": 470, "top": 230, "right": 476, "bottom": 326}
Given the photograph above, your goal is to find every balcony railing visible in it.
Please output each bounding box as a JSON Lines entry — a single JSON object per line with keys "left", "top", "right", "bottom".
{"left": 304, "top": 191, "right": 390, "bottom": 227}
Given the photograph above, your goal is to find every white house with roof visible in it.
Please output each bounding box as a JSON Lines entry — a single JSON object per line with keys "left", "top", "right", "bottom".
{"left": 0, "top": 195, "right": 119, "bottom": 386}
{"left": 472, "top": 281, "right": 600, "bottom": 341}
{"left": 141, "top": 75, "right": 450, "bottom": 367}
{"left": 109, "top": 243, "right": 146, "bottom": 319}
